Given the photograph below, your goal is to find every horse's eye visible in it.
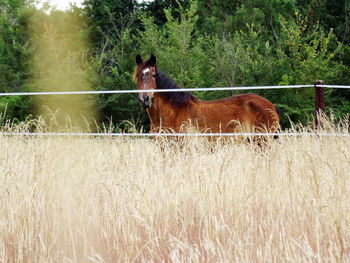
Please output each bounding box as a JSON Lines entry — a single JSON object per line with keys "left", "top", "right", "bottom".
{"left": 152, "top": 74, "right": 156, "bottom": 78}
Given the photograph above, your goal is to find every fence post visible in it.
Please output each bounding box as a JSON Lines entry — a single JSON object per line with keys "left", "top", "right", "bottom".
{"left": 315, "top": 80, "right": 325, "bottom": 130}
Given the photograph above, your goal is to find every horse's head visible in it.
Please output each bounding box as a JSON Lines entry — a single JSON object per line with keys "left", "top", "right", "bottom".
{"left": 133, "top": 54, "right": 157, "bottom": 109}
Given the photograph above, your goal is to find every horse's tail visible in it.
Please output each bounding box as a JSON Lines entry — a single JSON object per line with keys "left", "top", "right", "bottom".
{"left": 273, "top": 105, "right": 281, "bottom": 139}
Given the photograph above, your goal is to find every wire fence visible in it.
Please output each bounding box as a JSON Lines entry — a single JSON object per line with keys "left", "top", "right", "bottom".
{"left": 0, "top": 84, "right": 349, "bottom": 137}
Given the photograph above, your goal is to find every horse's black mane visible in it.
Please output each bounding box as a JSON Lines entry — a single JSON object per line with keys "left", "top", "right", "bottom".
{"left": 156, "top": 69, "right": 197, "bottom": 107}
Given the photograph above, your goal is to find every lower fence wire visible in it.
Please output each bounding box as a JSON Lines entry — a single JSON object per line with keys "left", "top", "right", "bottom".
{"left": 0, "top": 132, "right": 349, "bottom": 137}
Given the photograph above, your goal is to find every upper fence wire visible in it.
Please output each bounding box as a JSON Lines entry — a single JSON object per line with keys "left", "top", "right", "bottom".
{"left": 0, "top": 84, "right": 317, "bottom": 96}
{"left": 0, "top": 84, "right": 349, "bottom": 97}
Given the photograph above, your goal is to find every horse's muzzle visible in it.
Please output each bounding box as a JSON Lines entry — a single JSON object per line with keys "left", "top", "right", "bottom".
{"left": 138, "top": 95, "right": 152, "bottom": 109}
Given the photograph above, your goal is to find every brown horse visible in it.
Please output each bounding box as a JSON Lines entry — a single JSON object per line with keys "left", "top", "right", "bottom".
{"left": 134, "top": 54, "right": 280, "bottom": 135}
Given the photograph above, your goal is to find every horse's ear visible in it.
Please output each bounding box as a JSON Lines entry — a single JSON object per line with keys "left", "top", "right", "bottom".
{"left": 148, "top": 54, "right": 156, "bottom": 67}
{"left": 136, "top": 54, "right": 143, "bottom": 65}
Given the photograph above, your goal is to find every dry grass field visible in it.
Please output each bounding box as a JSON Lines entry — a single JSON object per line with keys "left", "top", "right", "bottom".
{"left": 1, "top": 121, "right": 350, "bottom": 262}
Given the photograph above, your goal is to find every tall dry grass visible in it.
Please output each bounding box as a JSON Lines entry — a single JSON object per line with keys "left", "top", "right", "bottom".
{"left": 0, "top": 120, "right": 350, "bottom": 262}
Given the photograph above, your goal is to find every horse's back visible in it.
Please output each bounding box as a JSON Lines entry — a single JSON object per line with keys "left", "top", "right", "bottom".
{"left": 193, "top": 93, "right": 279, "bottom": 133}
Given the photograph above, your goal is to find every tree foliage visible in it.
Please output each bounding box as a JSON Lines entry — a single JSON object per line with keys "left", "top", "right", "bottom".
{"left": 0, "top": 0, "right": 349, "bottom": 130}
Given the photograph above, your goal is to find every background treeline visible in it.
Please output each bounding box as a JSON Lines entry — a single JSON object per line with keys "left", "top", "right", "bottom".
{"left": 1, "top": 0, "right": 350, "bottom": 130}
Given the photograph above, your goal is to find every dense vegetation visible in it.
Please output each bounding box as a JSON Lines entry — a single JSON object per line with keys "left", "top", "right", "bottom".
{"left": 1, "top": 0, "right": 350, "bottom": 130}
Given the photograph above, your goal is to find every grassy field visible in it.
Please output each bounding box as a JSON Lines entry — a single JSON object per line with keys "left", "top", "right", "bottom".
{"left": 1, "top": 123, "right": 350, "bottom": 262}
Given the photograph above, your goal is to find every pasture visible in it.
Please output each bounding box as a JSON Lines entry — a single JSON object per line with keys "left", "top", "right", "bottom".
{"left": 1, "top": 123, "right": 350, "bottom": 262}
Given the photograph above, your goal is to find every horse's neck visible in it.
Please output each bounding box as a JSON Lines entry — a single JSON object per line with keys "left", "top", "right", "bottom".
{"left": 147, "top": 94, "right": 177, "bottom": 131}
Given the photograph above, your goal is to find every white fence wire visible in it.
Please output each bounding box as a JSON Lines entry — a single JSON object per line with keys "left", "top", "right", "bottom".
{"left": 0, "top": 84, "right": 348, "bottom": 97}
{"left": 0, "top": 84, "right": 316, "bottom": 96}
{"left": 0, "top": 84, "right": 349, "bottom": 137}
{"left": 0, "top": 132, "right": 350, "bottom": 137}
